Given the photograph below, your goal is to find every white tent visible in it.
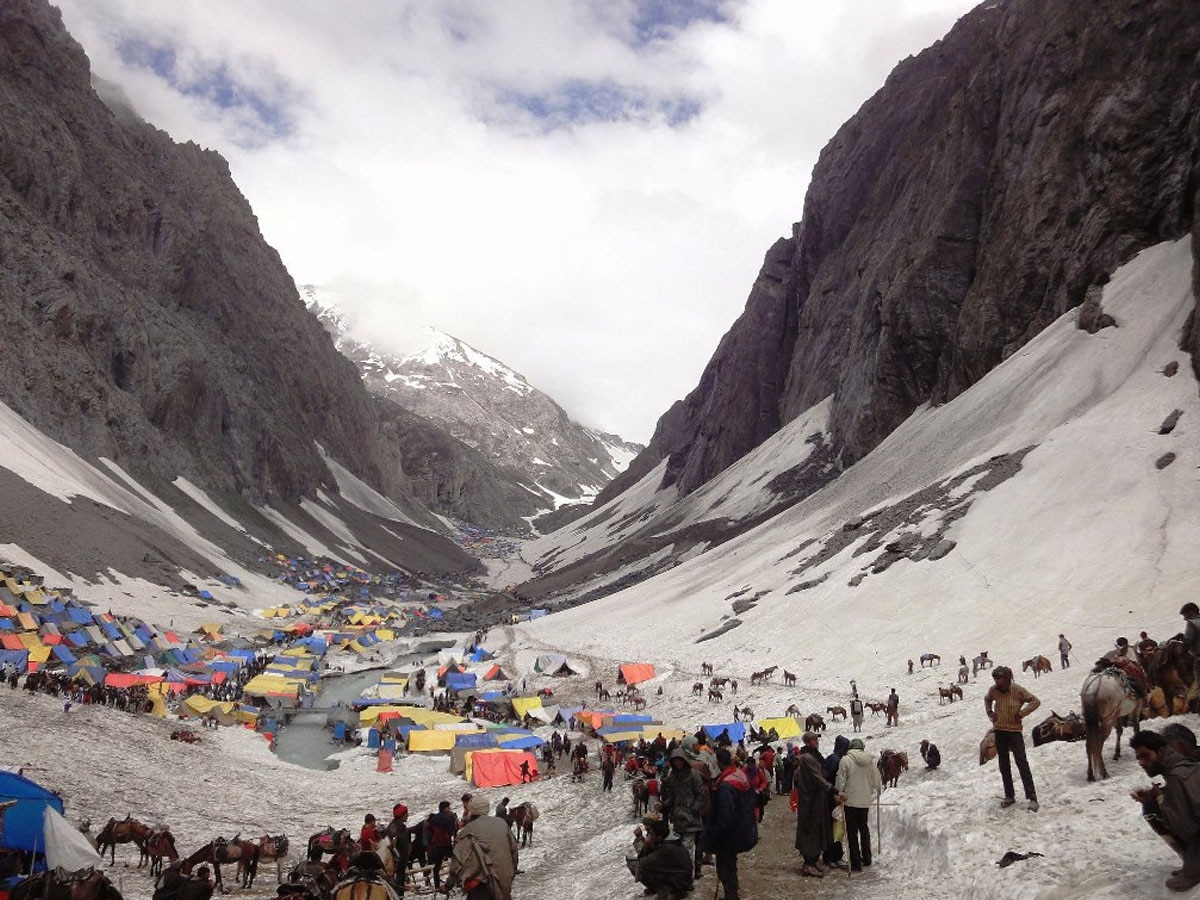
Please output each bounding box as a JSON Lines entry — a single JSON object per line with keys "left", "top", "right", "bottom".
{"left": 43, "top": 806, "right": 103, "bottom": 870}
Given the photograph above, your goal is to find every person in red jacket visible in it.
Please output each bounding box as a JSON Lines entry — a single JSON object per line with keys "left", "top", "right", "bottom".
{"left": 359, "top": 814, "right": 382, "bottom": 852}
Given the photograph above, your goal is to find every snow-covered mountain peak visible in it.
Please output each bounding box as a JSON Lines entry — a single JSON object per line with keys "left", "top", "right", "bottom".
{"left": 404, "top": 327, "right": 534, "bottom": 397}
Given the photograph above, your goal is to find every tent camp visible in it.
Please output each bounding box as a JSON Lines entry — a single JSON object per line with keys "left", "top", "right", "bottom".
{"left": 445, "top": 672, "right": 477, "bottom": 692}
{"left": 0, "top": 771, "right": 101, "bottom": 871}
{"left": 482, "top": 664, "right": 510, "bottom": 682}
{"left": 617, "top": 663, "right": 656, "bottom": 685}
{"left": 532, "top": 654, "right": 580, "bottom": 677}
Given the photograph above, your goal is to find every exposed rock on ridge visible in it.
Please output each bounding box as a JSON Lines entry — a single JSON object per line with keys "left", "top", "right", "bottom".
{"left": 615, "top": 0, "right": 1200, "bottom": 503}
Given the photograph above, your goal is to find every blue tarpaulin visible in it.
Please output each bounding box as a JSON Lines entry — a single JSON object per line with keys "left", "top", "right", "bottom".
{"left": 51, "top": 646, "right": 76, "bottom": 664}
{"left": 0, "top": 770, "right": 65, "bottom": 852}
{"left": 0, "top": 649, "right": 29, "bottom": 670}
{"left": 702, "top": 722, "right": 746, "bottom": 743}
{"left": 445, "top": 673, "right": 477, "bottom": 691}
{"left": 454, "top": 732, "right": 499, "bottom": 749}
{"left": 67, "top": 608, "right": 92, "bottom": 625}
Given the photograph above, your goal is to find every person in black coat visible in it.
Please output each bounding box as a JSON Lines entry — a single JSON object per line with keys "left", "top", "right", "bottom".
{"left": 921, "top": 740, "right": 941, "bottom": 769}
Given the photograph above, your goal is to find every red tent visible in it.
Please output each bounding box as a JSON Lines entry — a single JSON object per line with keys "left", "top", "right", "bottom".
{"left": 618, "top": 663, "right": 656, "bottom": 685}
{"left": 471, "top": 750, "right": 539, "bottom": 788}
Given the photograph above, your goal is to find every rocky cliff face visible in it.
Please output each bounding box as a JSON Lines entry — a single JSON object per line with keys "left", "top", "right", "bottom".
{"left": 624, "top": 0, "right": 1200, "bottom": 501}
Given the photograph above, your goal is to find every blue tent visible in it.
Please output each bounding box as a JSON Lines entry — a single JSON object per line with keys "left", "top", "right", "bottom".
{"left": 0, "top": 649, "right": 28, "bottom": 670}
{"left": 67, "top": 607, "right": 92, "bottom": 625}
{"left": 454, "top": 733, "right": 499, "bottom": 749}
{"left": 702, "top": 722, "right": 746, "bottom": 743}
{"left": 445, "top": 673, "right": 477, "bottom": 691}
{"left": 0, "top": 770, "right": 64, "bottom": 852}
{"left": 498, "top": 735, "right": 544, "bottom": 750}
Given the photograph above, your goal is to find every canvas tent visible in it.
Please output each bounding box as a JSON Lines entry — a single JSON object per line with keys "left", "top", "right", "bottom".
{"left": 617, "top": 663, "right": 656, "bottom": 685}
{"left": 482, "top": 664, "right": 510, "bottom": 681}
{"left": 466, "top": 749, "right": 539, "bottom": 788}
{"left": 532, "top": 654, "right": 579, "bottom": 677}
{"left": 702, "top": 721, "right": 746, "bottom": 744}
{"left": 755, "top": 716, "right": 802, "bottom": 739}
{"left": 0, "top": 771, "right": 101, "bottom": 871}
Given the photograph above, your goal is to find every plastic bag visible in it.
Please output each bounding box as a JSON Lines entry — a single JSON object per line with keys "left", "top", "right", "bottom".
{"left": 832, "top": 804, "right": 845, "bottom": 842}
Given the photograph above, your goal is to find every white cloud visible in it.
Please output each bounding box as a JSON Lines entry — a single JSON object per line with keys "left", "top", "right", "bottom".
{"left": 55, "top": 0, "right": 979, "bottom": 442}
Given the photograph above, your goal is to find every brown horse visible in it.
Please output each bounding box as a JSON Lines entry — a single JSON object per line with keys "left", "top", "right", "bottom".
{"left": 826, "top": 706, "right": 847, "bottom": 720}
{"left": 97, "top": 817, "right": 152, "bottom": 865}
{"left": 878, "top": 750, "right": 908, "bottom": 788}
{"left": 255, "top": 834, "right": 290, "bottom": 883}
{"left": 1030, "top": 711, "right": 1086, "bottom": 747}
{"left": 509, "top": 802, "right": 538, "bottom": 848}
{"left": 804, "top": 713, "right": 826, "bottom": 732}
{"left": 1082, "top": 667, "right": 1143, "bottom": 781}
{"left": 691, "top": 682, "right": 704, "bottom": 696}
{"left": 10, "top": 869, "right": 123, "bottom": 900}
{"left": 182, "top": 837, "right": 261, "bottom": 891}
{"left": 631, "top": 778, "right": 650, "bottom": 817}
{"left": 866, "top": 702, "right": 887, "bottom": 716}
{"left": 783, "top": 670, "right": 797, "bottom": 687}
{"left": 1146, "top": 639, "right": 1194, "bottom": 715}
{"left": 143, "top": 827, "right": 179, "bottom": 877}
{"left": 938, "top": 685, "right": 963, "bottom": 704}
{"left": 979, "top": 729, "right": 997, "bottom": 766}
{"left": 1022, "top": 656, "right": 1052, "bottom": 678}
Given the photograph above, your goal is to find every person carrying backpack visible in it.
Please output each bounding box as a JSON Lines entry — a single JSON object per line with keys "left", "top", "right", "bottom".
{"left": 440, "top": 796, "right": 518, "bottom": 900}
{"left": 703, "top": 747, "right": 758, "bottom": 900}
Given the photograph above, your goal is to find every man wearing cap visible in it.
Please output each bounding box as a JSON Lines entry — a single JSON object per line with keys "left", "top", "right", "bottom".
{"left": 385, "top": 803, "right": 412, "bottom": 896}
{"left": 704, "top": 747, "right": 758, "bottom": 900}
{"left": 661, "top": 748, "right": 706, "bottom": 880}
{"left": 837, "top": 737, "right": 883, "bottom": 872}
{"left": 441, "top": 795, "right": 519, "bottom": 900}
{"left": 794, "top": 731, "right": 841, "bottom": 877}
{"left": 630, "top": 817, "right": 694, "bottom": 900}
{"left": 984, "top": 666, "right": 1041, "bottom": 811}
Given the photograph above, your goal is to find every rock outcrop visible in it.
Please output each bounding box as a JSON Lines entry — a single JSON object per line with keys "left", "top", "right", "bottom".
{"left": 621, "top": 0, "right": 1200, "bottom": 502}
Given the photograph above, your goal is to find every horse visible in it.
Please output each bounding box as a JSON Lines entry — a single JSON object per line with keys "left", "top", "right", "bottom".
{"left": 97, "top": 817, "right": 152, "bottom": 865}
{"left": 1082, "top": 667, "right": 1143, "bottom": 781}
{"left": 598, "top": 687, "right": 611, "bottom": 702}
{"left": 826, "top": 706, "right": 847, "bottom": 720}
{"left": 700, "top": 662, "right": 713, "bottom": 676}
{"left": 710, "top": 677, "right": 729, "bottom": 688}
{"left": 979, "top": 729, "right": 997, "bottom": 765}
{"left": 920, "top": 653, "right": 940, "bottom": 667}
{"left": 1146, "top": 638, "right": 1195, "bottom": 715}
{"left": 1022, "top": 655, "right": 1052, "bottom": 678}
{"left": 749, "top": 671, "right": 766, "bottom": 686}
{"left": 255, "top": 834, "right": 290, "bottom": 884}
{"left": 738, "top": 706, "right": 754, "bottom": 721}
{"left": 10, "top": 869, "right": 123, "bottom": 900}
{"left": 691, "top": 682, "right": 704, "bottom": 697}
{"left": 783, "top": 670, "right": 797, "bottom": 687}
{"left": 866, "top": 702, "right": 887, "bottom": 716}
{"left": 762, "top": 666, "right": 778, "bottom": 679}
{"left": 509, "top": 802, "right": 538, "bottom": 848}
{"left": 1030, "top": 711, "right": 1086, "bottom": 747}
{"left": 183, "top": 836, "right": 261, "bottom": 891}
{"left": 143, "top": 827, "right": 179, "bottom": 877}
{"left": 957, "top": 665, "right": 970, "bottom": 684}
{"left": 785, "top": 703, "right": 801, "bottom": 717}
{"left": 972, "top": 652, "right": 993, "bottom": 677}
{"left": 631, "top": 778, "right": 650, "bottom": 817}
{"left": 878, "top": 750, "right": 908, "bottom": 789}
{"left": 594, "top": 680, "right": 604, "bottom": 697}
{"left": 804, "top": 713, "right": 826, "bottom": 733}
{"left": 937, "top": 685, "right": 962, "bottom": 704}
{"left": 307, "top": 828, "right": 354, "bottom": 862}
{"left": 708, "top": 688, "right": 723, "bottom": 702}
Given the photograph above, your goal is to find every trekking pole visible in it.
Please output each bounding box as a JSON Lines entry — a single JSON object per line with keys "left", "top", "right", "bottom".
{"left": 876, "top": 792, "right": 882, "bottom": 855}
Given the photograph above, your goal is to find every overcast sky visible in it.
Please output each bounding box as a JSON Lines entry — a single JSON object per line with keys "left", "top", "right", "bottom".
{"left": 54, "top": 0, "right": 980, "bottom": 444}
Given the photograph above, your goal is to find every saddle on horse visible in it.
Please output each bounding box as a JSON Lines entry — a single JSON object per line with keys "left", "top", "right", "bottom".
{"left": 1098, "top": 657, "right": 1149, "bottom": 697}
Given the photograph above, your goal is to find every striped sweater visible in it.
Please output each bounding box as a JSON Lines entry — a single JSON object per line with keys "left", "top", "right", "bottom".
{"left": 984, "top": 683, "right": 1040, "bottom": 732}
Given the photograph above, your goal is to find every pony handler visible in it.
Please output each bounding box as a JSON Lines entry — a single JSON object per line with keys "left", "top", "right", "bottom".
{"left": 983, "top": 666, "right": 1040, "bottom": 811}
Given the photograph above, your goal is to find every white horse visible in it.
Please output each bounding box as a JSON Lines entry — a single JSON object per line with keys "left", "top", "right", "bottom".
{"left": 1081, "top": 668, "right": 1143, "bottom": 781}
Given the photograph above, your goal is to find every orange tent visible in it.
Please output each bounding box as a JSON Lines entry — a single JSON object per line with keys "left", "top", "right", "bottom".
{"left": 470, "top": 750, "right": 539, "bottom": 788}
{"left": 618, "top": 663, "right": 656, "bottom": 685}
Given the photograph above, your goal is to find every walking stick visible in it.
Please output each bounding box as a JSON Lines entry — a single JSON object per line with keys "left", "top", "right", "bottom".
{"left": 876, "top": 791, "right": 882, "bottom": 854}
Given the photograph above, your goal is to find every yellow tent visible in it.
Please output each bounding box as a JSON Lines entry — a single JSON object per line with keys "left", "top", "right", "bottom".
{"left": 243, "top": 674, "right": 305, "bottom": 697}
{"left": 756, "top": 716, "right": 802, "bottom": 739}
{"left": 601, "top": 731, "right": 644, "bottom": 743}
{"left": 146, "top": 682, "right": 169, "bottom": 717}
{"left": 380, "top": 673, "right": 408, "bottom": 684}
{"left": 359, "top": 706, "right": 467, "bottom": 727}
{"left": 640, "top": 726, "right": 686, "bottom": 741}
{"left": 407, "top": 729, "right": 459, "bottom": 752}
{"left": 197, "top": 623, "right": 223, "bottom": 638}
{"left": 375, "top": 629, "right": 396, "bottom": 641}
{"left": 511, "top": 697, "right": 543, "bottom": 718}
{"left": 17, "top": 632, "right": 43, "bottom": 649}
{"left": 27, "top": 645, "right": 52, "bottom": 665}
{"left": 16, "top": 613, "right": 37, "bottom": 631}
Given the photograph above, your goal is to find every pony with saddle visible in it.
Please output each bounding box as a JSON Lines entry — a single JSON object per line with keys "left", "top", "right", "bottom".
{"left": 97, "top": 817, "right": 151, "bottom": 865}
{"left": 143, "top": 828, "right": 179, "bottom": 877}
{"left": 255, "top": 835, "right": 290, "bottom": 884}
{"left": 920, "top": 653, "right": 940, "bottom": 667}
{"left": 182, "top": 836, "right": 261, "bottom": 891}
{"left": 1022, "top": 655, "right": 1052, "bottom": 678}
{"left": 938, "top": 685, "right": 963, "bottom": 704}
{"left": 10, "top": 869, "right": 124, "bottom": 900}
{"left": 1082, "top": 659, "right": 1145, "bottom": 781}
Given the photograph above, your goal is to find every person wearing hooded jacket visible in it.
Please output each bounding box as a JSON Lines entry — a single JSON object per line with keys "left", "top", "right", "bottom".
{"left": 661, "top": 748, "right": 706, "bottom": 879}
{"left": 703, "top": 747, "right": 757, "bottom": 900}
{"left": 837, "top": 737, "right": 883, "bottom": 872}
{"left": 441, "top": 795, "right": 519, "bottom": 900}
{"left": 1130, "top": 729, "right": 1200, "bottom": 892}
{"left": 821, "top": 735, "right": 850, "bottom": 868}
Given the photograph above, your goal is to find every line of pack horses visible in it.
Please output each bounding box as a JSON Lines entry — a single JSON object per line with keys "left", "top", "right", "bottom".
{"left": 974, "top": 638, "right": 1199, "bottom": 782}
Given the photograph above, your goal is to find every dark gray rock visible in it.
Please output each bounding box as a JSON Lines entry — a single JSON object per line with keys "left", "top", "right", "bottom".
{"left": 619, "top": 0, "right": 1200, "bottom": 501}
{"left": 1156, "top": 453, "right": 1176, "bottom": 470}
